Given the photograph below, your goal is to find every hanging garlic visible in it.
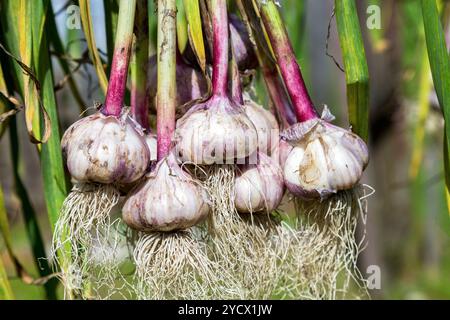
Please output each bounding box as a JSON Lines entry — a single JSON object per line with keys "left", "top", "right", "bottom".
{"left": 234, "top": 152, "right": 284, "bottom": 213}
{"left": 61, "top": 110, "right": 151, "bottom": 186}
{"left": 281, "top": 107, "right": 369, "bottom": 199}
{"left": 175, "top": 95, "right": 258, "bottom": 164}
{"left": 122, "top": 153, "right": 209, "bottom": 232}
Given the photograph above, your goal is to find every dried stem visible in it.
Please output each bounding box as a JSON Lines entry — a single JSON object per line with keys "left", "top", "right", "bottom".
{"left": 103, "top": 0, "right": 137, "bottom": 116}
{"left": 156, "top": 0, "right": 177, "bottom": 160}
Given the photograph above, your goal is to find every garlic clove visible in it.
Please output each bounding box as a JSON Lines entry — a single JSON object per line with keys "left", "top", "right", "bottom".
{"left": 234, "top": 152, "right": 284, "bottom": 213}
{"left": 281, "top": 117, "right": 369, "bottom": 199}
{"left": 62, "top": 111, "right": 150, "bottom": 185}
{"left": 122, "top": 153, "right": 209, "bottom": 232}
{"left": 175, "top": 95, "right": 258, "bottom": 164}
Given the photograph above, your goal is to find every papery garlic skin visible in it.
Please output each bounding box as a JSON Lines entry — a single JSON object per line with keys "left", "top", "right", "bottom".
{"left": 61, "top": 111, "right": 150, "bottom": 185}
{"left": 145, "top": 133, "right": 157, "bottom": 162}
{"left": 243, "top": 97, "right": 279, "bottom": 156}
{"left": 282, "top": 116, "right": 369, "bottom": 199}
{"left": 235, "top": 152, "right": 284, "bottom": 213}
{"left": 175, "top": 95, "right": 258, "bottom": 164}
{"left": 122, "top": 154, "right": 209, "bottom": 232}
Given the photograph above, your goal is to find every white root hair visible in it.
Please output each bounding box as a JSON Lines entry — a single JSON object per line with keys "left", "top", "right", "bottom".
{"left": 51, "top": 183, "right": 121, "bottom": 299}
{"left": 133, "top": 230, "right": 241, "bottom": 299}
{"left": 290, "top": 184, "right": 373, "bottom": 299}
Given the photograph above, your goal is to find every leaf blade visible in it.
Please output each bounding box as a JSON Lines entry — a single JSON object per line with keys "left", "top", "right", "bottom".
{"left": 421, "top": 0, "right": 450, "bottom": 216}
{"left": 79, "top": 0, "right": 108, "bottom": 94}
{"left": 335, "top": 0, "right": 370, "bottom": 141}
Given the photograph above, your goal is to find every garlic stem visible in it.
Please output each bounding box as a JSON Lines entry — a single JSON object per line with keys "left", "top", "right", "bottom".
{"left": 210, "top": 0, "right": 229, "bottom": 97}
{"left": 131, "top": 0, "right": 150, "bottom": 130}
{"left": 103, "top": 0, "right": 137, "bottom": 116}
{"left": 156, "top": 0, "right": 177, "bottom": 160}
{"left": 259, "top": 0, "right": 318, "bottom": 122}
{"left": 236, "top": 0, "right": 296, "bottom": 127}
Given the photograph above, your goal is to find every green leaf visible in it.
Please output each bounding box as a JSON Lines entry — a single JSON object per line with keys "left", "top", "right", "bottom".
{"left": 9, "top": 119, "right": 55, "bottom": 299}
{"left": 0, "top": 184, "right": 14, "bottom": 259}
{"left": 335, "top": 0, "right": 370, "bottom": 141}
{"left": 79, "top": 0, "right": 108, "bottom": 95}
{"left": 176, "top": 0, "right": 189, "bottom": 54}
{"left": 0, "top": 256, "right": 14, "bottom": 300}
{"left": 0, "top": 60, "right": 10, "bottom": 137}
{"left": 104, "top": 0, "right": 120, "bottom": 75}
{"left": 421, "top": 0, "right": 450, "bottom": 216}
{"left": 183, "top": 0, "right": 206, "bottom": 71}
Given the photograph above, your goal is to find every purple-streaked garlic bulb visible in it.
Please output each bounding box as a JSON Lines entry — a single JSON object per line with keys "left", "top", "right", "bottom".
{"left": 278, "top": 139, "right": 293, "bottom": 168}
{"left": 175, "top": 95, "right": 258, "bottom": 164}
{"left": 229, "top": 14, "right": 258, "bottom": 71}
{"left": 147, "top": 55, "right": 208, "bottom": 111}
{"left": 234, "top": 152, "right": 284, "bottom": 213}
{"left": 61, "top": 110, "right": 150, "bottom": 185}
{"left": 281, "top": 108, "right": 369, "bottom": 199}
{"left": 122, "top": 153, "right": 209, "bottom": 232}
{"left": 243, "top": 96, "right": 279, "bottom": 156}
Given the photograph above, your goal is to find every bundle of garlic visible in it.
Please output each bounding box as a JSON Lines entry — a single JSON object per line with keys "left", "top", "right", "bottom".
{"left": 51, "top": 0, "right": 152, "bottom": 298}
{"left": 121, "top": 0, "right": 238, "bottom": 299}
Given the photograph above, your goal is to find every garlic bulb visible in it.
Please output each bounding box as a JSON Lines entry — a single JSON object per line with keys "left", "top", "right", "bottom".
{"left": 243, "top": 96, "right": 279, "bottom": 156}
{"left": 147, "top": 55, "right": 208, "bottom": 112}
{"left": 61, "top": 111, "right": 150, "bottom": 185}
{"left": 282, "top": 109, "right": 369, "bottom": 199}
{"left": 278, "top": 139, "right": 293, "bottom": 168}
{"left": 175, "top": 95, "right": 258, "bottom": 164}
{"left": 235, "top": 152, "right": 284, "bottom": 213}
{"left": 122, "top": 153, "right": 209, "bottom": 232}
{"left": 229, "top": 14, "right": 258, "bottom": 71}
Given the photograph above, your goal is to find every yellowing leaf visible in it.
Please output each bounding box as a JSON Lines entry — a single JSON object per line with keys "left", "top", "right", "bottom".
{"left": 183, "top": 0, "right": 206, "bottom": 71}
{"left": 79, "top": 0, "right": 108, "bottom": 94}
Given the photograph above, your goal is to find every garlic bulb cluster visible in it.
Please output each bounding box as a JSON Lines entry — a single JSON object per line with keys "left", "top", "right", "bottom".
{"left": 147, "top": 55, "right": 208, "bottom": 112}
{"left": 175, "top": 95, "right": 258, "bottom": 164}
{"left": 243, "top": 96, "right": 279, "bottom": 156}
{"left": 234, "top": 152, "right": 284, "bottom": 213}
{"left": 61, "top": 111, "right": 150, "bottom": 185}
{"left": 281, "top": 109, "right": 369, "bottom": 199}
{"left": 122, "top": 153, "right": 209, "bottom": 232}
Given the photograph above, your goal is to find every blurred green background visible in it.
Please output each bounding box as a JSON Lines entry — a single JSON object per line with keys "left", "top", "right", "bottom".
{"left": 0, "top": 0, "right": 449, "bottom": 299}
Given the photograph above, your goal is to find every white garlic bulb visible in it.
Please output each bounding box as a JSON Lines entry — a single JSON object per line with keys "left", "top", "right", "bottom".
{"left": 243, "top": 96, "right": 279, "bottom": 156}
{"left": 175, "top": 95, "right": 258, "bottom": 164}
{"left": 61, "top": 111, "right": 150, "bottom": 185}
{"left": 234, "top": 152, "right": 284, "bottom": 213}
{"left": 122, "top": 153, "right": 210, "bottom": 232}
{"left": 282, "top": 109, "right": 369, "bottom": 199}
